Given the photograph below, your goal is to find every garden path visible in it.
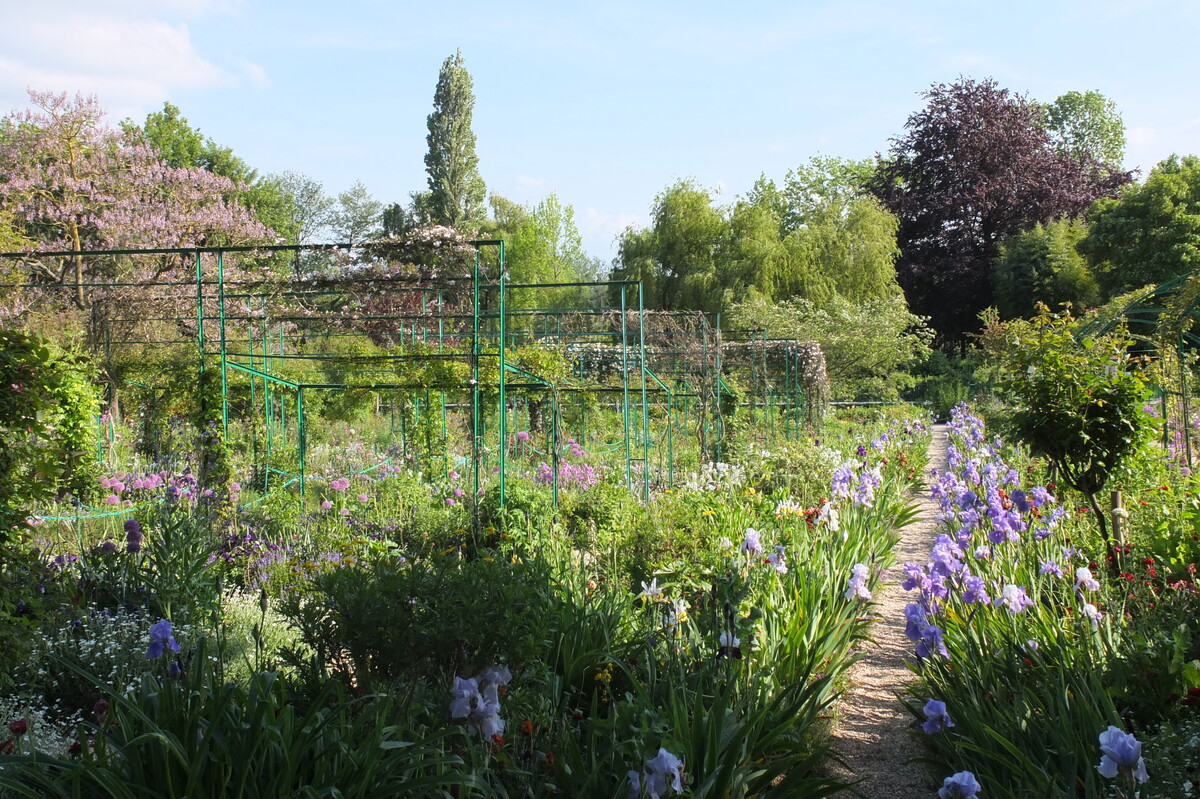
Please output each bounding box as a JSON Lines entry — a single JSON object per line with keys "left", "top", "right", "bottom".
{"left": 826, "top": 423, "right": 949, "bottom": 798}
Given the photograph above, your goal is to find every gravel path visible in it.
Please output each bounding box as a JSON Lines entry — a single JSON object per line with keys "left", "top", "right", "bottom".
{"left": 826, "top": 423, "right": 949, "bottom": 798}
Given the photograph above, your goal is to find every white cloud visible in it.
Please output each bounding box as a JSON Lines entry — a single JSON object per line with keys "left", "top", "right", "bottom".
{"left": 0, "top": 4, "right": 262, "bottom": 120}
{"left": 582, "top": 207, "right": 643, "bottom": 245}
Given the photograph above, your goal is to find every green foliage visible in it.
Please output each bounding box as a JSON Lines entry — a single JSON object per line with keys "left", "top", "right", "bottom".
{"left": 1082, "top": 154, "right": 1200, "bottom": 297}
{"left": 278, "top": 551, "right": 555, "bottom": 691}
{"left": 0, "top": 645, "right": 476, "bottom": 798}
{"left": 729, "top": 294, "right": 932, "bottom": 401}
{"left": 0, "top": 329, "right": 100, "bottom": 539}
{"left": 1041, "top": 90, "right": 1126, "bottom": 167}
{"left": 981, "top": 307, "right": 1152, "bottom": 544}
{"left": 993, "top": 218, "right": 1099, "bottom": 319}
{"left": 423, "top": 50, "right": 487, "bottom": 230}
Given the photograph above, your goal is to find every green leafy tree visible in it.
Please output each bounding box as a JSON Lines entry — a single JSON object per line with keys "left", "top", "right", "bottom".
{"left": 135, "top": 102, "right": 298, "bottom": 242}
{"left": 1042, "top": 90, "right": 1126, "bottom": 168}
{"left": 424, "top": 50, "right": 487, "bottom": 230}
{"left": 331, "top": 181, "right": 383, "bottom": 247}
{"left": 993, "top": 219, "right": 1099, "bottom": 318}
{"left": 869, "top": 78, "right": 1130, "bottom": 342}
{"left": 485, "top": 193, "right": 596, "bottom": 308}
{"left": 728, "top": 293, "right": 932, "bottom": 400}
{"left": 1081, "top": 154, "right": 1200, "bottom": 297}
{"left": 613, "top": 179, "right": 726, "bottom": 312}
{"left": 980, "top": 306, "right": 1151, "bottom": 561}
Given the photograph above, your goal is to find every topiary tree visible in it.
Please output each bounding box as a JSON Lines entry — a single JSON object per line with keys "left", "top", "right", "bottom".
{"left": 981, "top": 306, "right": 1152, "bottom": 563}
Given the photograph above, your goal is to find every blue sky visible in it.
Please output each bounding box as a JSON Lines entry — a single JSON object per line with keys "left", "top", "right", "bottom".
{"left": 3, "top": 0, "right": 1198, "bottom": 262}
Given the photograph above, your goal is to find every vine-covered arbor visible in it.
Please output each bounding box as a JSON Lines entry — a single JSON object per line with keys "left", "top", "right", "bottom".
{"left": 0, "top": 236, "right": 830, "bottom": 511}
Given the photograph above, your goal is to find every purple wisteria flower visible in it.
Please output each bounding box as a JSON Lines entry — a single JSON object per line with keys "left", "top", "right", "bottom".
{"left": 1096, "top": 726, "right": 1149, "bottom": 783}
{"left": 922, "top": 699, "right": 955, "bottom": 734}
{"left": 146, "top": 619, "right": 180, "bottom": 659}
{"left": 1000, "top": 584, "right": 1034, "bottom": 614}
{"left": 938, "top": 770, "right": 981, "bottom": 799}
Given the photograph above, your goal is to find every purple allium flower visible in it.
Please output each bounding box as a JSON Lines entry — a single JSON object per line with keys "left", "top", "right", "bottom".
{"left": 938, "top": 770, "right": 981, "bottom": 799}
{"left": 124, "top": 519, "right": 143, "bottom": 554}
{"left": 445, "top": 497, "right": 456, "bottom": 507}
{"left": 95, "top": 540, "right": 118, "bottom": 556}
{"left": 146, "top": 619, "right": 180, "bottom": 659}
{"left": 1000, "top": 584, "right": 1034, "bottom": 614}
{"left": 922, "top": 699, "right": 955, "bottom": 734}
{"left": 357, "top": 493, "right": 369, "bottom": 503}
{"left": 1096, "top": 726, "right": 1148, "bottom": 783}
{"left": 516, "top": 430, "right": 530, "bottom": 442}
{"left": 321, "top": 500, "right": 333, "bottom": 510}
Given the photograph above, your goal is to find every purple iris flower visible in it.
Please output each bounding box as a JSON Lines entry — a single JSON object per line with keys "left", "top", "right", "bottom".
{"left": 1096, "top": 726, "right": 1149, "bottom": 783}
{"left": 961, "top": 575, "right": 990, "bottom": 605}
{"left": 147, "top": 619, "right": 181, "bottom": 659}
{"left": 1000, "top": 584, "right": 1034, "bottom": 614}
{"left": 938, "top": 771, "right": 981, "bottom": 799}
{"left": 922, "top": 699, "right": 955, "bottom": 734}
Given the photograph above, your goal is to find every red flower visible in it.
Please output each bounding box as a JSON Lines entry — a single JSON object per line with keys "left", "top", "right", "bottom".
{"left": 0, "top": 739, "right": 13, "bottom": 755}
{"left": 7, "top": 718, "right": 27, "bottom": 736}
{"left": 69, "top": 740, "right": 81, "bottom": 756}
{"left": 520, "top": 720, "right": 534, "bottom": 735}
{"left": 546, "top": 751, "right": 555, "bottom": 766}
{"left": 491, "top": 734, "right": 506, "bottom": 746}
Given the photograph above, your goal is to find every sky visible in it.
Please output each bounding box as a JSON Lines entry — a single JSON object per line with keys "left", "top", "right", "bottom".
{"left": 3, "top": 0, "right": 1199, "bottom": 263}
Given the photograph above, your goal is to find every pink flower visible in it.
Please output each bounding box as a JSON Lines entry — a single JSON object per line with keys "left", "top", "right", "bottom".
{"left": 340, "top": 508, "right": 351, "bottom": 516}
{"left": 357, "top": 494, "right": 369, "bottom": 503}
{"left": 321, "top": 500, "right": 333, "bottom": 510}
{"left": 445, "top": 498, "right": 456, "bottom": 507}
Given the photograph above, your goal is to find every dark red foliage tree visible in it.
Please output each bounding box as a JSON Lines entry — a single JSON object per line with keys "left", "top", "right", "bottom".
{"left": 869, "top": 78, "right": 1130, "bottom": 343}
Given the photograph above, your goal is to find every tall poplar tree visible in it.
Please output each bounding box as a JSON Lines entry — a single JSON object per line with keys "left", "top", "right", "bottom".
{"left": 424, "top": 50, "right": 487, "bottom": 230}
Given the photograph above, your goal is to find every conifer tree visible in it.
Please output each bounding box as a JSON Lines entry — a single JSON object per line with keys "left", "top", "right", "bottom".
{"left": 423, "top": 50, "right": 487, "bottom": 230}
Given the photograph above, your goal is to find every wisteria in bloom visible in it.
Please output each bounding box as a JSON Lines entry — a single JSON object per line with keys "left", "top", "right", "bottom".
{"left": 1096, "top": 726, "right": 1149, "bottom": 783}
{"left": 449, "top": 664, "right": 512, "bottom": 740}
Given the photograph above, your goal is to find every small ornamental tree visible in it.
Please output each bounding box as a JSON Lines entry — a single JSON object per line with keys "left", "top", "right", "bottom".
{"left": 981, "top": 306, "right": 1151, "bottom": 561}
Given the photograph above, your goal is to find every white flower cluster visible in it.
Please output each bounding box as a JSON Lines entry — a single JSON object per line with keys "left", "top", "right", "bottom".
{"left": 681, "top": 462, "right": 746, "bottom": 493}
